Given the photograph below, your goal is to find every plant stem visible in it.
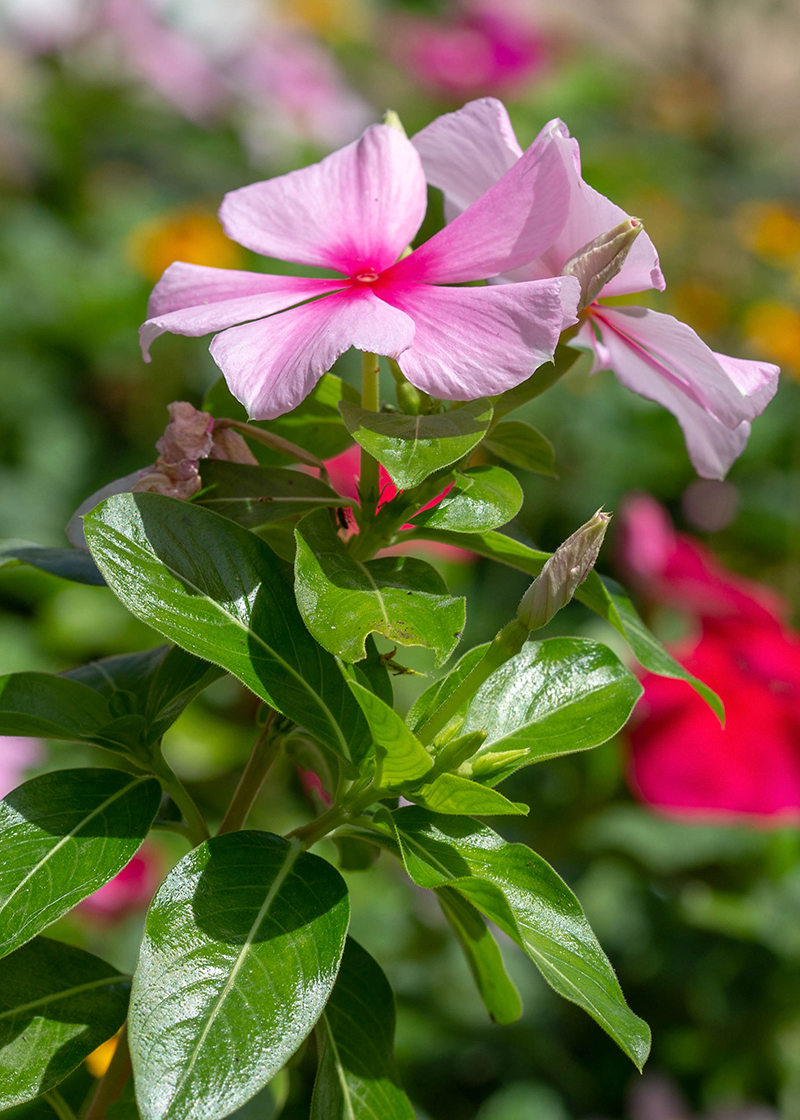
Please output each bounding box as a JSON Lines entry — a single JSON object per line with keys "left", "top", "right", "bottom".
{"left": 84, "top": 1023, "right": 131, "bottom": 1120}
{"left": 416, "top": 618, "right": 529, "bottom": 746}
{"left": 151, "top": 746, "right": 210, "bottom": 848}
{"left": 286, "top": 800, "right": 347, "bottom": 848}
{"left": 217, "top": 712, "right": 280, "bottom": 835}
{"left": 359, "top": 351, "right": 381, "bottom": 520}
{"left": 44, "top": 1091, "right": 77, "bottom": 1120}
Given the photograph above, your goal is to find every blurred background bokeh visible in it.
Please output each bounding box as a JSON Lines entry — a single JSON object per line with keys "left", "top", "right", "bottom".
{"left": 2, "top": 1, "right": 800, "bottom": 1117}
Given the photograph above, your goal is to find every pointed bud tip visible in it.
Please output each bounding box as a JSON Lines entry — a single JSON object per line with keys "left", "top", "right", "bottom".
{"left": 381, "top": 110, "right": 407, "bottom": 137}
{"left": 563, "top": 219, "right": 645, "bottom": 309}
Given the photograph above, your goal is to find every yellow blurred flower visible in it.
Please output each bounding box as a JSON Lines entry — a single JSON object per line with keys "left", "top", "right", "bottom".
{"left": 273, "top": 0, "right": 369, "bottom": 40}
{"left": 735, "top": 201, "right": 800, "bottom": 266}
{"left": 85, "top": 1032, "right": 120, "bottom": 1078}
{"left": 128, "top": 208, "right": 244, "bottom": 282}
{"left": 670, "top": 279, "right": 730, "bottom": 336}
{"left": 742, "top": 300, "right": 800, "bottom": 376}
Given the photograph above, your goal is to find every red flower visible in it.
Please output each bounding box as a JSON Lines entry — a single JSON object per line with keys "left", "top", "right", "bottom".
{"left": 620, "top": 494, "right": 800, "bottom": 822}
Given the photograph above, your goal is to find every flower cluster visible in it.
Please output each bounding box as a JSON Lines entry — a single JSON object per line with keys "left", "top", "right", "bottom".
{"left": 140, "top": 97, "right": 778, "bottom": 479}
{"left": 619, "top": 494, "right": 800, "bottom": 821}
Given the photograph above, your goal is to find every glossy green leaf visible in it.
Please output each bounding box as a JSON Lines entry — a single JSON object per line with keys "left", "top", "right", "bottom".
{"left": 0, "top": 541, "right": 106, "bottom": 586}
{"left": 0, "top": 768, "right": 161, "bottom": 957}
{"left": 436, "top": 887, "right": 522, "bottom": 1025}
{"left": 411, "top": 466, "right": 523, "bottom": 533}
{"left": 64, "top": 645, "right": 224, "bottom": 746}
{"left": 84, "top": 493, "right": 371, "bottom": 769}
{"left": 386, "top": 807, "right": 651, "bottom": 1069}
{"left": 129, "top": 831, "right": 350, "bottom": 1120}
{"left": 339, "top": 399, "right": 493, "bottom": 489}
{"left": 311, "top": 938, "right": 414, "bottom": 1120}
{"left": 407, "top": 644, "right": 489, "bottom": 735}
{"left": 408, "top": 772, "right": 527, "bottom": 815}
{"left": 204, "top": 373, "right": 358, "bottom": 461}
{"left": 197, "top": 460, "right": 344, "bottom": 529}
{"left": 401, "top": 528, "right": 722, "bottom": 719}
{"left": 0, "top": 938, "right": 130, "bottom": 1108}
{"left": 0, "top": 673, "right": 113, "bottom": 744}
{"left": 294, "top": 509, "right": 466, "bottom": 667}
{"left": 459, "top": 639, "right": 642, "bottom": 785}
{"left": 343, "top": 675, "right": 432, "bottom": 787}
{"left": 482, "top": 420, "right": 556, "bottom": 476}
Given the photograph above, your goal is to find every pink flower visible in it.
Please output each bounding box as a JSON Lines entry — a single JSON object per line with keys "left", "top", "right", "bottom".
{"left": 0, "top": 736, "right": 43, "bottom": 799}
{"left": 412, "top": 98, "right": 780, "bottom": 478}
{"left": 80, "top": 845, "right": 161, "bottom": 922}
{"left": 619, "top": 494, "right": 800, "bottom": 821}
{"left": 140, "top": 122, "right": 580, "bottom": 420}
{"left": 391, "top": 1, "right": 547, "bottom": 98}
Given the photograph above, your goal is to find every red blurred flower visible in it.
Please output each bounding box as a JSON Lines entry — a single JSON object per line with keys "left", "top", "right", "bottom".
{"left": 80, "top": 845, "right": 162, "bottom": 922}
{"left": 619, "top": 493, "right": 800, "bottom": 822}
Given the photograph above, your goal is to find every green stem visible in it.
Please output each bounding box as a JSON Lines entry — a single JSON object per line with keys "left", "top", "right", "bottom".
{"left": 217, "top": 712, "right": 280, "bottom": 835}
{"left": 151, "top": 746, "right": 210, "bottom": 848}
{"left": 286, "top": 801, "right": 347, "bottom": 848}
{"left": 416, "top": 618, "right": 529, "bottom": 746}
{"left": 44, "top": 1091, "right": 77, "bottom": 1120}
{"left": 84, "top": 1023, "right": 131, "bottom": 1120}
{"left": 359, "top": 351, "right": 382, "bottom": 520}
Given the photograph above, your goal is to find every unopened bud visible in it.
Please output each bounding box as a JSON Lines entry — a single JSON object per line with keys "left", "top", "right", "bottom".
{"left": 562, "top": 219, "right": 642, "bottom": 310}
{"left": 382, "top": 109, "right": 407, "bottom": 137}
{"left": 517, "top": 510, "right": 611, "bottom": 630}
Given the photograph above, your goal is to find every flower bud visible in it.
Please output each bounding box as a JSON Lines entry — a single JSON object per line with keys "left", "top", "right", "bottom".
{"left": 382, "top": 109, "right": 407, "bottom": 137}
{"left": 562, "top": 219, "right": 642, "bottom": 310}
{"left": 517, "top": 510, "right": 611, "bottom": 631}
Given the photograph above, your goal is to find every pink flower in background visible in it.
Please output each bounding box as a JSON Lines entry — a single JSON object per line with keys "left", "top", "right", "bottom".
{"left": 413, "top": 98, "right": 779, "bottom": 478}
{"left": 0, "top": 736, "right": 43, "bottom": 798}
{"left": 393, "top": 1, "right": 547, "bottom": 97}
{"left": 618, "top": 493, "right": 800, "bottom": 821}
{"left": 140, "top": 121, "right": 579, "bottom": 419}
{"left": 80, "top": 845, "right": 161, "bottom": 921}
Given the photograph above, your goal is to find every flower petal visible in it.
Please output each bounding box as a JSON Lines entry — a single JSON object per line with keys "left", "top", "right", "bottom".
{"left": 413, "top": 102, "right": 663, "bottom": 295}
{"left": 218, "top": 124, "right": 427, "bottom": 273}
{"left": 574, "top": 309, "right": 766, "bottom": 478}
{"left": 140, "top": 262, "right": 345, "bottom": 358}
{"left": 411, "top": 97, "right": 522, "bottom": 222}
{"left": 389, "top": 119, "right": 571, "bottom": 285}
{"left": 380, "top": 276, "right": 579, "bottom": 399}
{"left": 712, "top": 351, "right": 780, "bottom": 418}
{"left": 209, "top": 287, "right": 415, "bottom": 420}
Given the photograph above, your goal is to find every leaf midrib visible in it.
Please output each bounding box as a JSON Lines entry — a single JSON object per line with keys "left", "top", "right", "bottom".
{"left": 0, "top": 974, "right": 127, "bottom": 1020}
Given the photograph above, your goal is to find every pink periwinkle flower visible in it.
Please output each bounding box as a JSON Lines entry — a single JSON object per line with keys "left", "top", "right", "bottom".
{"left": 80, "top": 845, "right": 161, "bottom": 922}
{"left": 619, "top": 493, "right": 800, "bottom": 822}
{"left": 140, "top": 122, "right": 580, "bottom": 420}
{"left": 392, "top": 0, "right": 547, "bottom": 98}
{"left": 413, "top": 98, "right": 780, "bottom": 479}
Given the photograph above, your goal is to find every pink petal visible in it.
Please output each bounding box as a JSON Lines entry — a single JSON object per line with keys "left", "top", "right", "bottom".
{"left": 140, "top": 262, "right": 344, "bottom": 359}
{"left": 411, "top": 97, "right": 522, "bottom": 223}
{"left": 712, "top": 351, "right": 780, "bottom": 416}
{"left": 209, "top": 287, "right": 415, "bottom": 420}
{"left": 379, "top": 276, "right": 579, "bottom": 399}
{"left": 413, "top": 103, "right": 663, "bottom": 295}
{"left": 388, "top": 121, "right": 571, "bottom": 285}
{"left": 218, "top": 124, "right": 427, "bottom": 274}
{"left": 574, "top": 311, "right": 754, "bottom": 479}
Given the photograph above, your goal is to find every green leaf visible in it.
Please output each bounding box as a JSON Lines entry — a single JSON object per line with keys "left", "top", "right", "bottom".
{"left": 294, "top": 509, "right": 466, "bottom": 667}
{"left": 0, "top": 938, "right": 130, "bottom": 1108}
{"left": 84, "top": 493, "right": 371, "bottom": 769}
{"left": 0, "top": 769, "right": 161, "bottom": 958}
{"left": 408, "top": 772, "right": 527, "bottom": 815}
{"left": 0, "top": 673, "right": 114, "bottom": 744}
{"left": 460, "top": 638, "right": 642, "bottom": 785}
{"left": 401, "top": 528, "right": 722, "bottom": 719}
{"left": 64, "top": 645, "right": 224, "bottom": 746}
{"left": 406, "top": 644, "right": 489, "bottom": 734}
{"left": 411, "top": 466, "right": 522, "bottom": 533}
{"left": 204, "top": 373, "right": 358, "bottom": 461}
{"left": 0, "top": 541, "right": 106, "bottom": 586}
{"left": 482, "top": 420, "right": 556, "bottom": 476}
{"left": 436, "top": 887, "right": 521, "bottom": 1025}
{"left": 339, "top": 399, "right": 493, "bottom": 489}
{"left": 129, "top": 831, "right": 350, "bottom": 1120}
{"left": 197, "top": 461, "right": 344, "bottom": 529}
{"left": 385, "top": 807, "right": 651, "bottom": 1069}
{"left": 342, "top": 674, "right": 432, "bottom": 787}
{"left": 311, "top": 937, "right": 414, "bottom": 1120}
